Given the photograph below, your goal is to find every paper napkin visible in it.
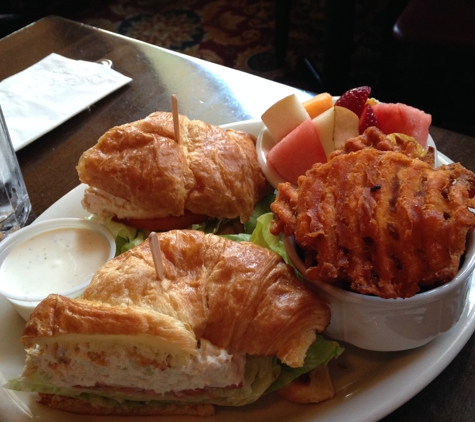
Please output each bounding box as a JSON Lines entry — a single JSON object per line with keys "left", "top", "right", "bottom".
{"left": 0, "top": 53, "right": 132, "bottom": 151}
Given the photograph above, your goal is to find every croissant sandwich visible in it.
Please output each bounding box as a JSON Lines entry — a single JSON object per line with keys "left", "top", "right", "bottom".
{"left": 7, "top": 230, "right": 341, "bottom": 416}
{"left": 76, "top": 111, "right": 269, "bottom": 231}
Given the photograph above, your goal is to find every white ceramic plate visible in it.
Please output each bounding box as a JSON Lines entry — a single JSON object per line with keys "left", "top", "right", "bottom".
{"left": 1, "top": 120, "right": 474, "bottom": 422}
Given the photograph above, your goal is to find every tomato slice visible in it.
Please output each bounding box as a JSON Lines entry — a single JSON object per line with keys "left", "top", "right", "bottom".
{"left": 116, "top": 211, "right": 209, "bottom": 231}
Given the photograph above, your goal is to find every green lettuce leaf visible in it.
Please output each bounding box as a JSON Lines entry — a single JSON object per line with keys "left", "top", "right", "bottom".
{"left": 244, "top": 193, "right": 276, "bottom": 234}
{"left": 223, "top": 212, "right": 288, "bottom": 264}
{"left": 86, "top": 215, "right": 149, "bottom": 256}
{"left": 265, "top": 335, "right": 344, "bottom": 394}
{"left": 249, "top": 212, "right": 287, "bottom": 260}
{"left": 194, "top": 193, "right": 276, "bottom": 235}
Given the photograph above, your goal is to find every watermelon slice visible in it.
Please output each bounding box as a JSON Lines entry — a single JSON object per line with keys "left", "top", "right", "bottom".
{"left": 267, "top": 119, "right": 327, "bottom": 185}
{"left": 372, "top": 102, "right": 432, "bottom": 148}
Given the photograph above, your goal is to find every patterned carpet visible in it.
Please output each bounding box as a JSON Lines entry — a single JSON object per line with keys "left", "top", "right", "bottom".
{"left": 3, "top": 0, "right": 474, "bottom": 135}
{"left": 75, "top": 0, "right": 329, "bottom": 92}
{"left": 82, "top": 0, "right": 404, "bottom": 94}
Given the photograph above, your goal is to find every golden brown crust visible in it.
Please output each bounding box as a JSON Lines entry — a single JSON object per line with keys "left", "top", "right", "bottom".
{"left": 77, "top": 111, "right": 267, "bottom": 222}
{"left": 271, "top": 148, "right": 475, "bottom": 299}
{"left": 329, "top": 126, "right": 435, "bottom": 166}
{"left": 23, "top": 230, "right": 330, "bottom": 368}
{"left": 21, "top": 294, "right": 197, "bottom": 353}
{"left": 38, "top": 393, "right": 215, "bottom": 416}
{"left": 84, "top": 230, "right": 330, "bottom": 367}
{"left": 78, "top": 112, "right": 192, "bottom": 219}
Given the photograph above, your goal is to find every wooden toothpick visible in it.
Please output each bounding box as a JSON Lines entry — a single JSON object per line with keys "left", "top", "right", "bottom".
{"left": 171, "top": 94, "right": 180, "bottom": 144}
{"left": 149, "top": 232, "right": 165, "bottom": 280}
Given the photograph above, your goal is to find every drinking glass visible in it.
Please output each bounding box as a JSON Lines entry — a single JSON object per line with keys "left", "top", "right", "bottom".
{"left": 0, "top": 106, "right": 31, "bottom": 241}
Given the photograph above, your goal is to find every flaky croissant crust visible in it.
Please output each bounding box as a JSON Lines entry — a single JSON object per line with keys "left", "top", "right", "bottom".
{"left": 22, "top": 230, "right": 330, "bottom": 368}
{"left": 76, "top": 112, "right": 267, "bottom": 222}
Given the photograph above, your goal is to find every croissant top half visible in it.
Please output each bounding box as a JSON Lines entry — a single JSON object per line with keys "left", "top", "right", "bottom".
{"left": 76, "top": 112, "right": 268, "bottom": 222}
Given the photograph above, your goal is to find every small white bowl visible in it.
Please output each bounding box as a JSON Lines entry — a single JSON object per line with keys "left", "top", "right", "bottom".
{"left": 284, "top": 232, "right": 475, "bottom": 351}
{"left": 0, "top": 218, "right": 116, "bottom": 320}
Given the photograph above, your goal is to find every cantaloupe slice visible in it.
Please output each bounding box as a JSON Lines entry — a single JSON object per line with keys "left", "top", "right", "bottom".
{"left": 261, "top": 94, "right": 310, "bottom": 142}
{"left": 372, "top": 102, "right": 431, "bottom": 148}
{"left": 267, "top": 119, "right": 327, "bottom": 185}
{"left": 302, "top": 92, "right": 333, "bottom": 119}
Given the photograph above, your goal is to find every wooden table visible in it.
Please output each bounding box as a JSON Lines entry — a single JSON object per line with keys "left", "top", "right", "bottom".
{"left": 1, "top": 15, "right": 475, "bottom": 422}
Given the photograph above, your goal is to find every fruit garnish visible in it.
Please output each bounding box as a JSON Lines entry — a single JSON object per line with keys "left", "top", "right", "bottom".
{"left": 359, "top": 104, "right": 380, "bottom": 134}
{"left": 335, "top": 86, "right": 371, "bottom": 118}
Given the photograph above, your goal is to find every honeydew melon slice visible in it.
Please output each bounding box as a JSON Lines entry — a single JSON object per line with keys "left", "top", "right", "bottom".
{"left": 261, "top": 94, "right": 310, "bottom": 142}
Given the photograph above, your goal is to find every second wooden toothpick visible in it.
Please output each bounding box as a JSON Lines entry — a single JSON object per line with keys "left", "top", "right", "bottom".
{"left": 149, "top": 232, "right": 165, "bottom": 280}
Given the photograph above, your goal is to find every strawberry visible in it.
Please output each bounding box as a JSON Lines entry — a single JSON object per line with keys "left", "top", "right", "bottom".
{"left": 335, "top": 86, "right": 371, "bottom": 118}
{"left": 359, "top": 104, "right": 380, "bottom": 134}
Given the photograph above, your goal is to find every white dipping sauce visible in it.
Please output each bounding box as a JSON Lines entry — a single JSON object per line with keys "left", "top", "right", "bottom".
{"left": 0, "top": 227, "right": 110, "bottom": 298}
